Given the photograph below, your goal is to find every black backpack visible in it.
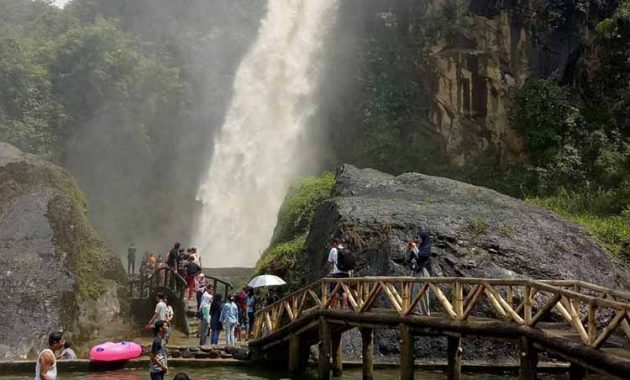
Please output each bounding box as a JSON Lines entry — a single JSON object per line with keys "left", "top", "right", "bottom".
{"left": 337, "top": 247, "right": 356, "bottom": 272}
{"left": 186, "top": 262, "right": 200, "bottom": 276}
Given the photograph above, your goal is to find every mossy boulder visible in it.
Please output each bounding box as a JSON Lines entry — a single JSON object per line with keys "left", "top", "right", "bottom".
{"left": 0, "top": 143, "right": 127, "bottom": 359}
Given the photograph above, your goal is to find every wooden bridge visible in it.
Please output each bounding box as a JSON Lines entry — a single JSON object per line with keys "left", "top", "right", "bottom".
{"left": 128, "top": 267, "right": 233, "bottom": 334}
{"left": 249, "top": 277, "right": 630, "bottom": 379}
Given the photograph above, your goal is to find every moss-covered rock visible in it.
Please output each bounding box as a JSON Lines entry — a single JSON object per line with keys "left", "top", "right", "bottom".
{"left": 0, "top": 143, "right": 127, "bottom": 359}
{"left": 254, "top": 173, "right": 335, "bottom": 287}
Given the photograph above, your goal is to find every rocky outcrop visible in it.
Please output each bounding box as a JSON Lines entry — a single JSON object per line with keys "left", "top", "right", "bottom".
{"left": 0, "top": 143, "right": 127, "bottom": 359}
{"left": 296, "top": 164, "right": 630, "bottom": 358}
{"left": 421, "top": 0, "right": 591, "bottom": 165}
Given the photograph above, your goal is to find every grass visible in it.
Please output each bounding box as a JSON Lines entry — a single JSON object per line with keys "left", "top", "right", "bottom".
{"left": 527, "top": 197, "right": 630, "bottom": 261}
{"left": 470, "top": 216, "right": 488, "bottom": 236}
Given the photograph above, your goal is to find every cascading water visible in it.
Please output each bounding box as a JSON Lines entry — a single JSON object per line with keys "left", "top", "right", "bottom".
{"left": 193, "top": 0, "right": 338, "bottom": 267}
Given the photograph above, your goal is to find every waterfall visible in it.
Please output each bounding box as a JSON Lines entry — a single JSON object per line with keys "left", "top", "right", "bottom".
{"left": 193, "top": 0, "right": 338, "bottom": 267}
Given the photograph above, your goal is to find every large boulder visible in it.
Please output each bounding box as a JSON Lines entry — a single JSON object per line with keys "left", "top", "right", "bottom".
{"left": 301, "top": 164, "right": 630, "bottom": 287}
{"left": 0, "top": 143, "right": 127, "bottom": 359}
{"left": 297, "top": 164, "right": 630, "bottom": 359}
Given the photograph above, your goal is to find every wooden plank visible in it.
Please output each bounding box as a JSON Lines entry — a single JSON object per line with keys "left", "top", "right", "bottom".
{"left": 288, "top": 334, "right": 301, "bottom": 374}
{"left": 285, "top": 301, "right": 295, "bottom": 321}
{"left": 482, "top": 287, "right": 508, "bottom": 320}
{"left": 588, "top": 304, "right": 597, "bottom": 345}
{"left": 530, "top": 294, "right": 561, "bottom": 326}
{"left": 463, "top": 284, "right": 485, "bottom": 320}
{"left": 484, "top": 284, "right": 525, "bottom": 324}
{"left": 361, "top": 328, "right": 374, "bottom": 380}
{"left": 518, "top": 336, "right": 538, "bottom": 380}
{"left": 400, "top": 323, "right": 414, "bottom": 380}
{"left": 319, "top": 317, "right": 331, "bottom": 380}
{"left": 405, "top": 284, "right": 429, "bottom": 315}
{"left": 332, "top": 331, "right": 343, "bottom": 377}
{"left": 341, "top": 283, "right": 359, "bottom": 311}
{"left": 381, "top": 282, "right": 403, "bottom": 313}
{"left": 592, "top": 310, "right": 626, "bottom": 349}
{"left": 447, "top": 336, "right": 462, "bottom": 380}
{"left": 430, "top": 283, "right": 457, "bottom": 319}
{"left": 454, "top": 282, "right": 464, "bottom": 320}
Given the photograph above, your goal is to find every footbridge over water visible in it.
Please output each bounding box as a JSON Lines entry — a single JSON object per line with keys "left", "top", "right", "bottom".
{"left": 128, "top": 267, "right": 233, "bottom": 335}
{"left": 249, "top": 277, "right": 630, "bottom": 379}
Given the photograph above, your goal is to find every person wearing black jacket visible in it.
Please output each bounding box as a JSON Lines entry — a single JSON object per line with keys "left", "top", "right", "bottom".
{"left": 167, "top": 242, "right": 180, "bottom": 271}
{"left": 209, "top": 294, "right": 223, "bottom": 345}
{"left": 408, "top": 228, "right": 432, "bottom": 315}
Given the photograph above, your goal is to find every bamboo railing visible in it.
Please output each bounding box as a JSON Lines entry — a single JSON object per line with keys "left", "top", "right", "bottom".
{"left": 128, "top": 266, "right": 188, "bottom": 300}
{"left": 251, "top": 277, "right": 630, "bottom": 350}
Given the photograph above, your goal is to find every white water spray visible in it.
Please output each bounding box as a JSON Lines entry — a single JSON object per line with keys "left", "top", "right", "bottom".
{"left": 193, "top": 0, "right": 338, "bottom": 267}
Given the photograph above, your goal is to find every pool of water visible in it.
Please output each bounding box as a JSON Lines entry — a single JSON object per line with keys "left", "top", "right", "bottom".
{"left": 0, "top": 367, "right": 573, "bottom": 380}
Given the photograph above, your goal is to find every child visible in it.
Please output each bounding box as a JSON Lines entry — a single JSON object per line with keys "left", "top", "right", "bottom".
{"left": 58, "top": 341, "right": 77, "bottom": 360}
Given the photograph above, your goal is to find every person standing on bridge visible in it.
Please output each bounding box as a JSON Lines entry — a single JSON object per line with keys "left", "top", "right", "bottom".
{"left": 327, "top": 238, "right": 349, "bottom": 309}
{"left": 167, "top": 242, "right": 180, "bottom": 272}
{"left": 408, "top": 227, "right": 433, "bottom": 315}
{"left": 196, "top": 273, "right": 207, "bottom": 310}
{"left": 127, "top": 242, "right": 136, "bottom": 274}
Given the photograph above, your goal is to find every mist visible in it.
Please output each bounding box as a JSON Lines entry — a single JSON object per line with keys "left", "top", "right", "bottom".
{"left": 61, "top": 0, "right": 266, "bottom": 259}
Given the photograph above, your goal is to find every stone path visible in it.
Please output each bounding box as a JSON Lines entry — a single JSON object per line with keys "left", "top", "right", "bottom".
{"left": 136, "top": 298, "right": 249, "bottom": 360}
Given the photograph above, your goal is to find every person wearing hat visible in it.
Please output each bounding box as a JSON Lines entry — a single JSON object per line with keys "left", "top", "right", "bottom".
{"left": 195, "top": 273, "right": 207, "bottom": 311}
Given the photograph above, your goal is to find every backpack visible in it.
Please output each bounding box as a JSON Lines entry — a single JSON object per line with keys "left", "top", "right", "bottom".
{"left": 336, "top": 247, "right": 356, "bottom": 272}
{"left": 186, "top": 262, "right": 200, "bottom": 276}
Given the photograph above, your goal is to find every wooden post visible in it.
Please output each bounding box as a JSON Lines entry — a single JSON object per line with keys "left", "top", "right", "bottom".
{"left": 319, "top": 317, "right": 331, "bottom": 380}
{"left": 518, "top": 336, "right": 538, "bottom": 380}
{"left": 568, "top": 363, "right": 586, "bottom": 380}
{"left": 288, "top": 334, "right": 301, "bottom": 375}
{"left": 400, "top": 323, "right": 414, "bottom": 380}
{"left": 361, "top": 328, "right": 374, "bottom": 380}
{"left": 332, "top": 331, "right": 343, "bottom": 377}
{"left": 447, "top": 336, "right": 462, "bottom": 380}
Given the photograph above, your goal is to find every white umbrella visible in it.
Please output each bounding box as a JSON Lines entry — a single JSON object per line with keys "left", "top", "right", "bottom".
{"left": 248, "top": 274, "right": 287, "bottom": 288}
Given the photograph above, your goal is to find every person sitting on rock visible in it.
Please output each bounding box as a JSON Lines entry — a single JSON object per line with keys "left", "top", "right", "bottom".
{"left": 58, "top": 341, "right": 77, "bottom": 360}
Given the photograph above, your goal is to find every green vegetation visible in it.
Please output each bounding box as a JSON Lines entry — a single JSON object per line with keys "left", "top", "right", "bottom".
{"left": 270, "top": 172, "right": 335, "bottom": 246}
{"left": 255, "top": 173, "right": 335, "bottom": 283}
{"left": 528, "top": 196, "right": 630, "bottom": 261}
{"left": 470, "top": 216, "right": 488, "bottom": 236}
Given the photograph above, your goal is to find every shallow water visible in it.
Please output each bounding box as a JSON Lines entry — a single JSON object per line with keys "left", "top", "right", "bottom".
{"left": 0, "top": 367, "right": 574, "bottom": 380}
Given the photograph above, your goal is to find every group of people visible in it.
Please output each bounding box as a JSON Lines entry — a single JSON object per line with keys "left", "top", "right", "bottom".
{"left": 127, "top": 242, "right": 202, "bottom": 281}
{"left": 196, "top": 283, "right": 258, "bottom": 347}
{"left": 326, "top": 227, "right": 433, "bottom": 313}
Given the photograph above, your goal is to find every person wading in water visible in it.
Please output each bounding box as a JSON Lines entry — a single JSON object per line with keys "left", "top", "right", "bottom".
{"left": 36, "top": 331, "right": 64, "bottom": 380}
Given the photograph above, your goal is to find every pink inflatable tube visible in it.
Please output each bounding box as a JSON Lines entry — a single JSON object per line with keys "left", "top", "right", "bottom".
{"left": 90, "top": 341, "right": 143, "bottom": 362}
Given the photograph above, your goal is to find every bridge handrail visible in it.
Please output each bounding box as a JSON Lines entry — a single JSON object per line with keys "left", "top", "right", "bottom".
{"left": 202, "top": 273, "right": 233, "bottom": 297}
{"left": 129, "top": 267, "right": 187, "bottom": 300}
{"left": 252, "top": 276, "right": 630, "bottom": 351}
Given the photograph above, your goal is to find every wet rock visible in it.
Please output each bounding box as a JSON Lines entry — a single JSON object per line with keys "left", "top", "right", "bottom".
{"left": 220, "top": 352, "right": 233, "bottom": 359}
{"left": 0, "top": 143, "right": 127, "bottom": 360}
{"left": 232, "top": 347, "right": 250, "bottom": 360}
{"left": 193, "top": 352, "right": 210, "bottom": 359}
{"left": 188, "top": 346, "right": 199, "bottom": 352}
{"left": 208, "top": 350, "right": 220, "bottom": 359}
{"left": 170, "top": 351, "right": 181, "bottom": 358}
{"left": 181, "top": 350, "right": 193, "bottom": 358}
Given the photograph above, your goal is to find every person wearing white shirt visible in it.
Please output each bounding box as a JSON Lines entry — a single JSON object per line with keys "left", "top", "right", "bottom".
{"left": 327, "top": 238, "right": 349, "bottom": 309}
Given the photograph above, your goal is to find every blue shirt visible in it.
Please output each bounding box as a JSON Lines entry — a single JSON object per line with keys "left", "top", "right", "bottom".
{"left": 246, "top": 295, "right": 255, "bottom": 313}
{"left": 220, "top": 302, "right": 239, "bottom": 324}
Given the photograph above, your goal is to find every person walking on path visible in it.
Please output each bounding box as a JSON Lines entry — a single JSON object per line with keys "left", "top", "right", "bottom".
{"left": 184, "top": 257, "right": 201, "bottom": 300}
{"left": 127, "top": 243, "right": 136, "bottom": 274}
{"left": 147, "top": 293, "right": 168, "bottom": 328}
{"left": 196, "top": 274, "right": 207, "bottom": 310}
{"left": 35, "top": 331, "right": 64, "bottom": 380}
{"left": 246, "top": 287, "right": 256, "bottom": 339}
{"left": 149, "top": 320, "right": 169, "bottom": 380}
{"left": 199, "top": 297, "right": 211, "bottom": 346}
{"left": 209, "top": 293, "right": 223, "bottom": 345}
{"left": 220, "top": 296, "right": 239, "bottom": 346}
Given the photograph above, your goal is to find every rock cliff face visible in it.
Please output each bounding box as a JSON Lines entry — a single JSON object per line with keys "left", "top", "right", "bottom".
{"left": 420, "top": 0, "right": 590, "bottom": 165}
{"left": 0, "top": 143, "right": 127, "bottom": 359}
{"left": 297, "top": 164, "right": 630, "bottom": 358}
